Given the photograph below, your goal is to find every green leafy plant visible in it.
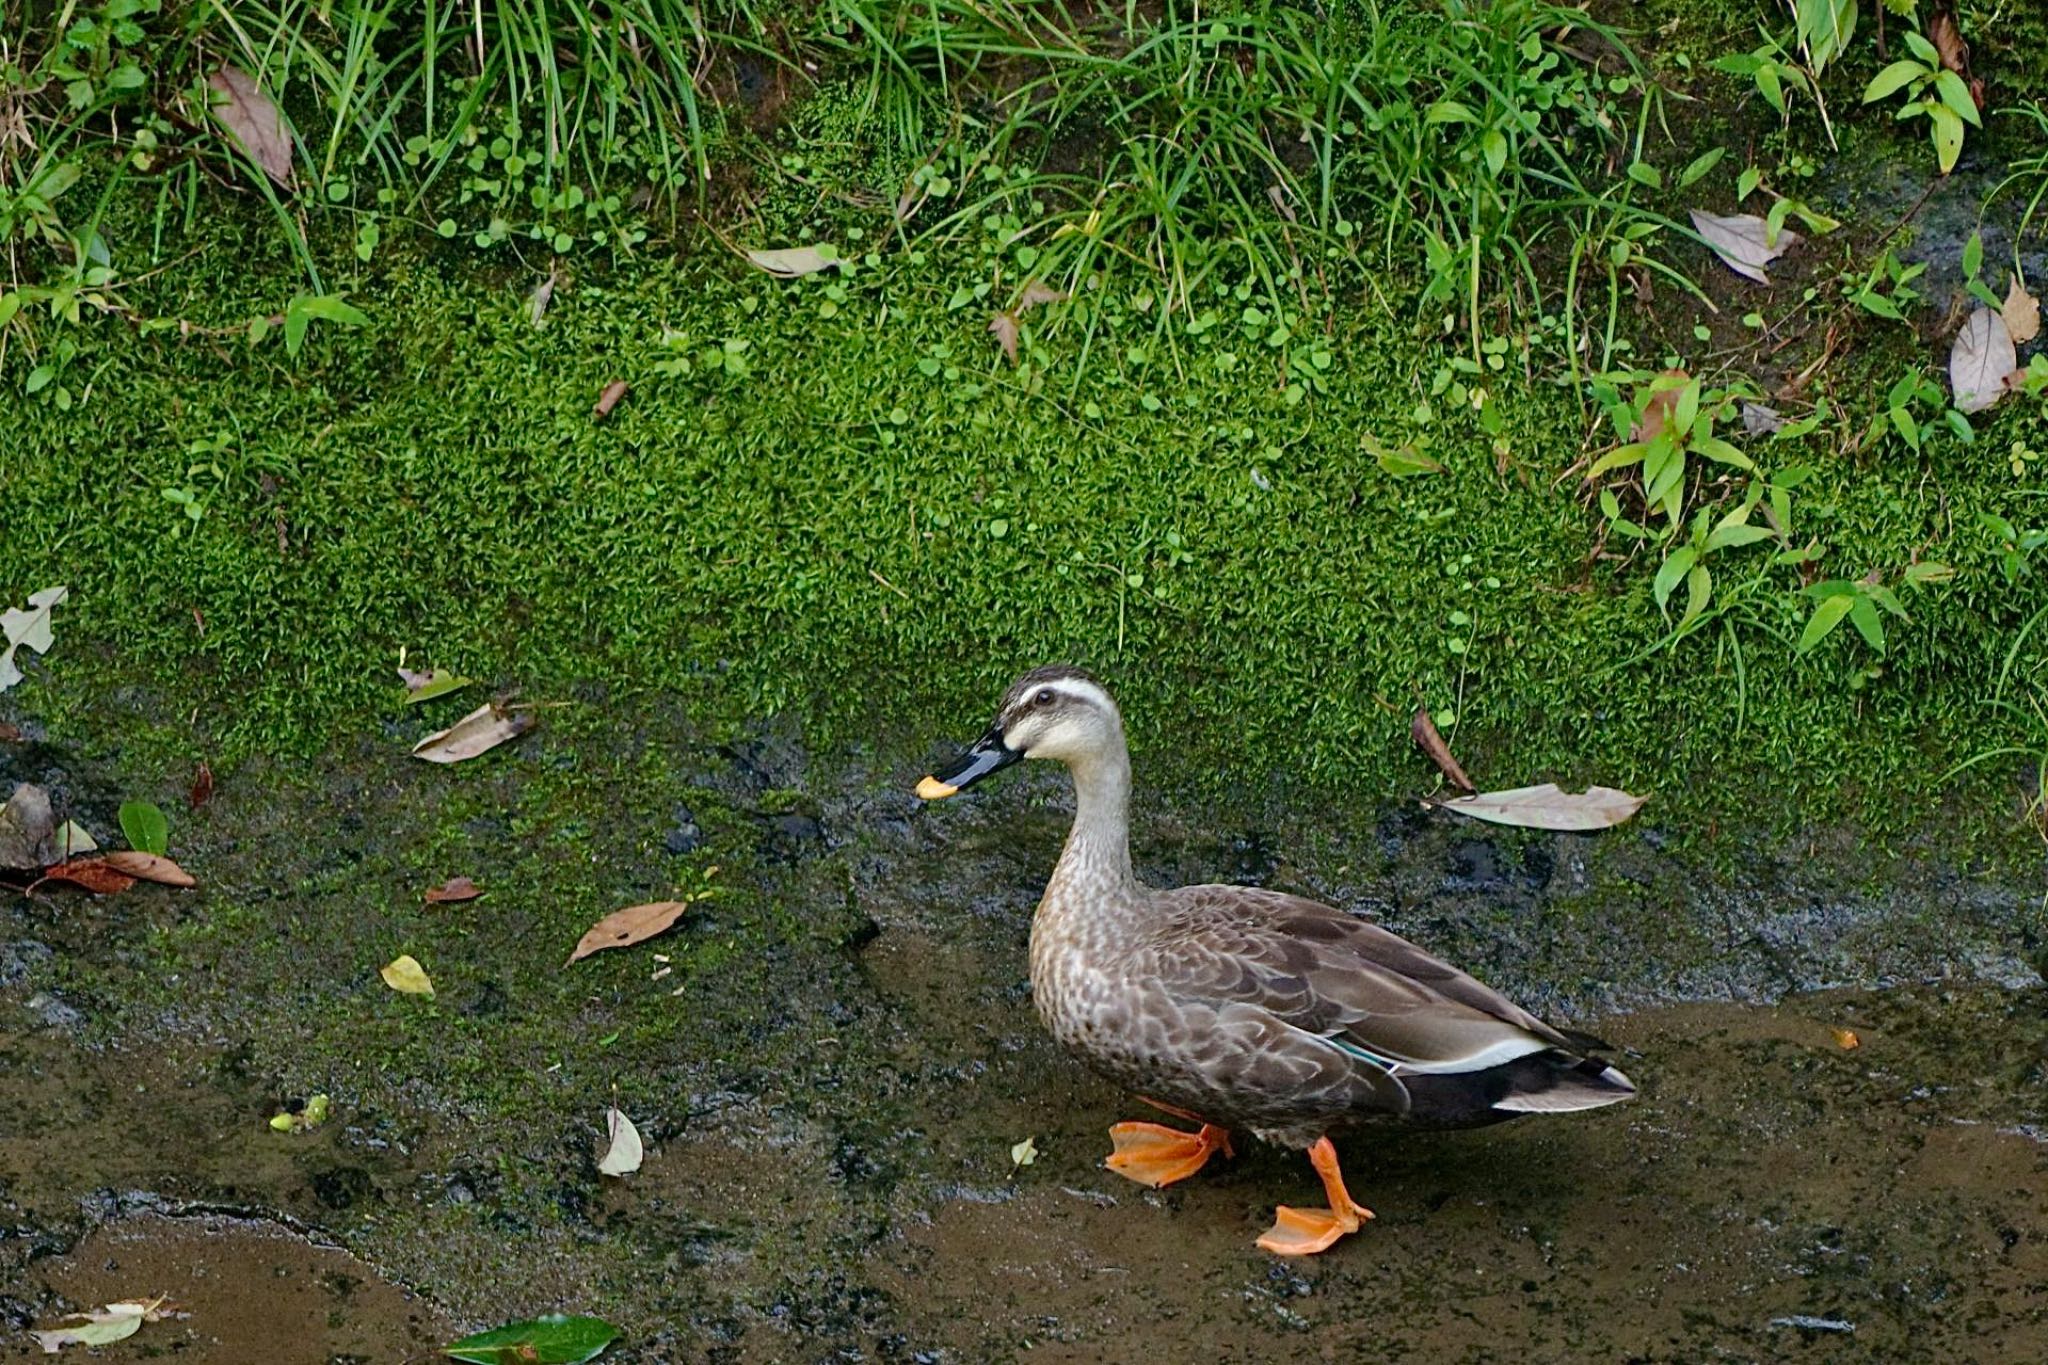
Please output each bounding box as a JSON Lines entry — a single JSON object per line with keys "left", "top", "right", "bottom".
{"left": 1845, "top": 248, "right": 1925, "bottom": 320}
{"left": 1798, "top": 563, "right": 1947, "bottom": 654}
{"left": 1715, "top": 32, "right": 1819, "bottom": 125}
{"left": 1587, "top": 371, "right": 1758, "bottom": 528}
{"left": 1861, "top": 28, "right": 1981, "bottom": 174}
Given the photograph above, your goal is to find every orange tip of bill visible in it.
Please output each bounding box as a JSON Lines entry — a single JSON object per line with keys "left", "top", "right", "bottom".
{"left": 915, "top": 775, "right": 958, "bottom": 801}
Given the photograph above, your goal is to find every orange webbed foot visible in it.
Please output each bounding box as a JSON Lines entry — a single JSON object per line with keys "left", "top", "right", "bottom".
{"left": 1104, "top": 1120, "right": 1235, "bottom": 1188}
{"left": 1255, "top": 1136, "right": 1374, "bottom": 1256}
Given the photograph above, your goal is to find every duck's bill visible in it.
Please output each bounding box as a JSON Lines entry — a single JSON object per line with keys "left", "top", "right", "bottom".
{"left": 915, "top": 725, "right": 1021, "bottom": 800}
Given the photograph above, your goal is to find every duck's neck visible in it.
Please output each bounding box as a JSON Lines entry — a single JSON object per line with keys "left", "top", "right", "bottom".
{"left": 1051, "top": 732, "right": 1139, "bottom": 902}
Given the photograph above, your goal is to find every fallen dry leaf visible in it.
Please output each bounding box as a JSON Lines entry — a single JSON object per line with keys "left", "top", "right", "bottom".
{"left": 593, "top": 379, "right": 628, "bottom": 420}
{"left": 1632, "top": 369, "right": 1690, "bottom": 442}
{"left": 397, "top": 665, "right": 474, "bottom": 704}
{"left": 1741, "top": 402, "right": 1785, "bottom": 436}
{"left": 380, "top": 953, "right": 435, "bottom": 997}
{"left": 567, "top": 900, "right": 691, "bottom": 963}
{"left": 745, "top": 245, "right": 838, "bottom": 277}
{"left": 1690, "top": 210, "right": 1801, "bottom": 285}
{"left": 190, "top": 761, "right": 214, "bottom": 809}
{"left": 0, "top": 721, "right": 21, "bottom": 741}
{"left": 1949, "top": 307, "right": 2016, "bottom": 414}
{"left": 989, "top": 311, "right": 1020, "bottom": 365}
{"left": 0, "top": 782, "right": 58, "bottom": 870}
{"left": 2002, "top": 276, "right": 2040, "bottom": 347}
{"left": 529, "top": 267, "right": 558, "bottom": 328}
{"left": 54, "top": 820, "right": 96, "bottom": 858}
{"left": 424, "top": 875, "right": 481, "bottom": 904}
{"left": 1929, "top": 7, "right": 1971, "bottom": 85}
{"left": 1425, "top": 782, "right": 1647, "bottom": 831}
{"left": 2, "top": 585, "right": 68, "bottom": 693}
{"left": 33, "top": 1297, "right": 173, "bottom": 1354}
{"left": 206, "top": 66, "right": 294, "bottom": 186}
{"left": 40, "top": 859, "right": 138, "bottom": 896}
{"left": 597, "top": 1104, "right": 644, "bottom": 1176}
{"left": 1831, "top": 1027, "right": 1861, "bottom": 1050}
{"left": 1410, "top": 708, "right": 1475, "bottom": 792}
{"left": 411, "top": 701, "right": 536, "bottom": 764}
{"left": 1010, "top": 1136, "right": 1039, "bottom": 1168}
{"left": 1015, "top": 281, "right": 1066, "bottom": 313}
{"left": 100, "top": 850, "right": 197, "bottom": 887}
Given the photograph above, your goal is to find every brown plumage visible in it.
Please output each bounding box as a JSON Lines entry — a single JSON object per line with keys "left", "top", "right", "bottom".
{"left": 918, "top": 666, "right": 1635, "bottom": 1254}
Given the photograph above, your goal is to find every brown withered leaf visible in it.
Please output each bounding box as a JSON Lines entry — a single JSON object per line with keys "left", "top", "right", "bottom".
{"left": 567, "top": 900, "right": 692, "bottom": 964}
{"left": 190, "top": 761, "right": 214, "bottom": 810}
{"left": 41, "top": 859, "right": 138, "bottom": 895}
{"left": 425, "top": 875, "right": 481, "bottom": 904}
{"left": 593, "top": 380, "right": 628, "bottom": 420}
{"left": 100, "top": 850, "right": 197, "bottom": 887}
{"left": 1633, "top": 370, "right": 1689, "bottom": 442}
{"left": 1831, "top": 1026, "right": 1861, "bottom": 1050}
{"left": 1410, "top": 708, "right": 1475, "bottom": 793}
{"left": 1929, "top": 7, "right": 1970, "bottom": 83}
{"left": 989, "top": 311, "right": 1020, "bottom": 366}
{"left": 0, "top": 722, "right": 21, "bottom": 742}
{"left": 1949, "top": 307, "right": 2016, "bottom": 414}
{"left": 206, "top": 66, "right": 295, "bottom": 186}
{"left": 2002, "top": 276, "right": 2040, "bottom": 347}
{"left": 1015, "top": 281, "right": 1067, "bottom": 313}
{"left": 411, "top": 701, "right": 537, "bottom": 764}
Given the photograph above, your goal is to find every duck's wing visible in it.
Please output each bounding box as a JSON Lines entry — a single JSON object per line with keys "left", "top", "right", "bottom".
{"left": 1144, "top": 885, "right": 1573, "bottom": 1077}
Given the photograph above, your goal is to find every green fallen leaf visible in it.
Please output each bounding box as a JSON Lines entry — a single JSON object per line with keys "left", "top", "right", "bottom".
{"left": 444, "top": 1313, "right": 620, "bottom": 1364}
{"left": 1362, "top": 432, "right": 1444, "bottom": 478}
{"left": 399, "top": 666, "right": 475, "bottom": 704}
{"left": 118, "top": 800, "right": 169, "bottom": 855}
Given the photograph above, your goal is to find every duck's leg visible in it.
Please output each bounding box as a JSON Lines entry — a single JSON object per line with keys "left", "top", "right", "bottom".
{"left": 1105, "top": 1114, "right": 1235, "bottom": 1188}
{"left": 1257, "top": 1136, "right": 1375, "bottom": 1255}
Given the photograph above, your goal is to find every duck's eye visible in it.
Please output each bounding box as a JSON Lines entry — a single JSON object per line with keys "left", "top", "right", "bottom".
{"left": 1035, "top": 688, "right": 1054, "bottom": 706}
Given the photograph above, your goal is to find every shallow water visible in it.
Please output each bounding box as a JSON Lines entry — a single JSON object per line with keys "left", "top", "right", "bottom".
{"left": 4, "top": 719, "right": 2046, "bottom": 1361}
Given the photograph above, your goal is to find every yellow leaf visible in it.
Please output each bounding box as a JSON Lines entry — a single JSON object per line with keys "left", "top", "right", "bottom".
{"left": 1831, "top": 1027, "right": 1860, "bottom": 1050}
{"left": 380, "top": 953, "right": 435, "bottom": 997}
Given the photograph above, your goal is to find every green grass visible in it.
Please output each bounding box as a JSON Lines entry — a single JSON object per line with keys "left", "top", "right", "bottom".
{"left": 4, "top": 191, "right": 2047, "bottom": 854}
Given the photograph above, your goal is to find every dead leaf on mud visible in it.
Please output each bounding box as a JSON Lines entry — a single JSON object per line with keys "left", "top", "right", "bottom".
{"left": 567, "top": 900, "right": 692, "bottom": 963}
{"left": 1832, "top": 1027, "right": 1861, "bottom": 1050}
{"left": 1010, "top": 1136, "right": 1039, "bottom": 1169}
{"left": 39, "top": 859, "right": 139, "bottom": 896}
{"left": 411, "top": 701, "right": 536, "bottom": 764}
{"left": 597, "top": 1104, "right": 644, "bottom": 1176}
{"left": 1410, "top": 708, "right": 1475, "bottom": 792}
{"left": 745, "top": 245, "right": 837, "bottom": 277}
{"left": 424, "top": 875, "right": 481, "bottom": 904}
{"left": 1690, "top": 211, "right": 1800, "bottom": 285}
{"left": 529, "top": 266, "right": 559, "bottom": 328}
{"left": 100, "top": 850, "right": 197, "bottom": 887}
{"left": 0, "top": 722, "right": 21, "bottom": 741}
{"left": 592, "top": 379, "right": 628, "bottom": 420}
{"left": 1424, "top": 782, "right": 1648, "bottom": 831}
{"left": 2002, "top": 276, "right": 2040, "bottom": 347}
{"left": 380, "top": 953, "right": 435, "bottom": 997}
{"left": 190, "top": 761, "right": 214, "bottom": 809}
{"left": 988, "top": 311, "right": 1020, "bottom": 365}
{"left": 54, "top": 820, "right": 96, "bottom": 858}
{"left": 0, "top": 782, "right": 58, "bottom": 870}
{"left": 206, "top": 66, "right": 295, "bottom": 186}
{"left": 32, "top": 1296, "right": 174, "bottom": 1353}
{"left": 1949, "top": 307, "right": 2016, "bottom": 414}
{"left": 2, "top": 585, "right": 68, "bottom": 694}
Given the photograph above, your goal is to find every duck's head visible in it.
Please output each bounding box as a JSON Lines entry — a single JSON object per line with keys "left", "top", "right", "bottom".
{"left": 915, "top": 665, "right": 1122, "bottom": 800}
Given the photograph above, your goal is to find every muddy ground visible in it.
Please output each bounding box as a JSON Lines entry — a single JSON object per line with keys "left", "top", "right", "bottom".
{"left": 4, "top": 707, "right": 2048, "bottom": 1362}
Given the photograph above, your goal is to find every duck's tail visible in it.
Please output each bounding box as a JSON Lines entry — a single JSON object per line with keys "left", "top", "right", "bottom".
{"left": 1489, "top": 1051, "right": 1636, "bottom": 1114}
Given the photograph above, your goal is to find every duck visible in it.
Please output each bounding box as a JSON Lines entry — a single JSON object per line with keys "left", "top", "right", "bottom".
{"left": 915, "top": 665, "right": 1635, "bottom": 1255}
